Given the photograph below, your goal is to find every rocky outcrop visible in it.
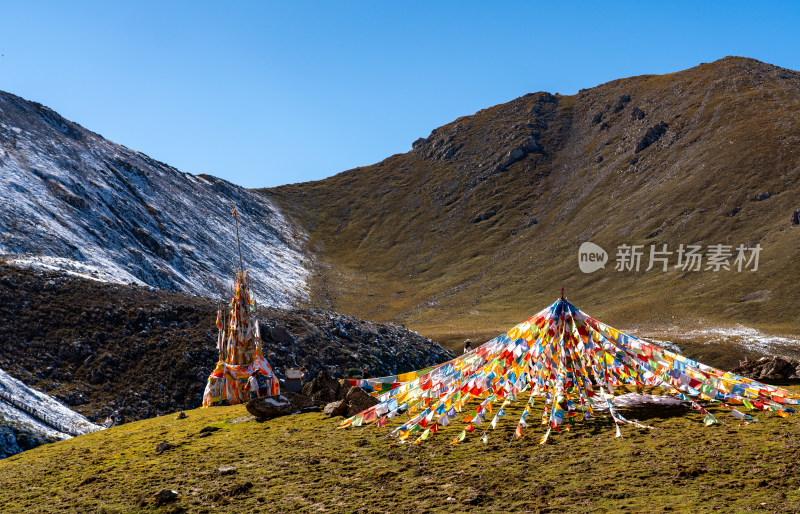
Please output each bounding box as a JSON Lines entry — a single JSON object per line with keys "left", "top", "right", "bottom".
{"left": 493, "top": 137, "right": 542, "bottom": 174}
{"left": 612, "top": 94, "right": 631, "bottom": 113}
{"left": 734, "top": 356, "right": 800, "bottom": 380}
{"left": 635, "top": 121, "right": 668, "bottom": 153}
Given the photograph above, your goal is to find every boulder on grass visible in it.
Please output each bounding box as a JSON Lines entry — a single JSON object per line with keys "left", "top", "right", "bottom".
{"left": 154, "top": 489, "right": 178, "bottom": 505}
{"left": 246, "top": 392, "right": 316, "bottom": 420}
{"left": 301, "top": 371, "right": 340, "bottom": 404}
{"left": 345, "top": 387, "right": 379, "bottom": 417}
{"left": 323, "top": 399, "right": 348, "bottom": 417}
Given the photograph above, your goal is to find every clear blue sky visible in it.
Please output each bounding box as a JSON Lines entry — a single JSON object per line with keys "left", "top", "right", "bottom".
{"left": 2, "top": 2, "right": 799, "bottom": 188}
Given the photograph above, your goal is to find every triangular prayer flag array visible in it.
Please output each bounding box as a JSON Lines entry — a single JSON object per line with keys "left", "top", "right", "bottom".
{"left": 340, "top": 297, "right": 799, "bottom": 444}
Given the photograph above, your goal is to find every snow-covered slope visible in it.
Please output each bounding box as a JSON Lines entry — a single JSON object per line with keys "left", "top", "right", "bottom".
{"left": 0, "top": 367, "right": 100, "bottom": 447}
{"left": 0, "top": 91, "right": 308, "bottom": 306}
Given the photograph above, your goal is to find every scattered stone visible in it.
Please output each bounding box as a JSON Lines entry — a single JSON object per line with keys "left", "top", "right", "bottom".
{"left": 324, "top": 399, "right": 348, "bottom": 417}
{"left": 155, "top": 441, "right": 175, "bottom": 454}
{"left": 345, "top": 386, "right": 380, "bottom": 417}
{"left": 525, "top": 217, "right": 538, "bottom": 228}
{"left": 755, "top": 191, "right": 771, "bottom": 201}
{"left": 739, "top": 290, "right": 771, "bottom": 303}
{"left": 630, "top": 156, "right": 639, "bottom": 166}
{"left": 472, "top": 209, "right": 498, "bottom": 223}
{"left": 175, "top": 412, "right": 187, "bottom": 420}
{"left": 631, "top": 106, "right": 645, "bottom": 120}
{"left": 599, "top": 122, "right": 609, "bottom": 131}
{"left": 154, "top": 489, "right": 178, "bottom": 504}
{"left": 676, "top": 466, "right": 707, "bottom": 479}
{"left": 246, "top": 392, "right": 316, "bottom": 420}
{"left": 199, "top": 426, "right": 220, "bottom": 434}
{"left": 727, "top": 207, "right": 740, "bottom": 217}
{"left": 217, "top": 466, "right": 237, "bottom": 476}
{"left": 78, "top": 475, "right": 99, "bottom": 486}
{"left": 461, "top": 489, "right": 486, "bottom": 506}
{"left": 595, "top": 155, "right": 603, "bottom": 163}
{"left": 591, "top": 113, "right": 602, "bottom": 125}
{"left": 227, "top": 482, "right": 253, "bottom": 497}
{"left": 793, "top": 209, "right": 800, "bottom": 226}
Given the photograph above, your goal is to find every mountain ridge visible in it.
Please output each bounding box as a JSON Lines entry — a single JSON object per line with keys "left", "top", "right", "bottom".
{"left": 0, "top": 90, "right": 309, "bottom": 307}
{"left": 265, "top": 56, "right": 800, "bottom": 347}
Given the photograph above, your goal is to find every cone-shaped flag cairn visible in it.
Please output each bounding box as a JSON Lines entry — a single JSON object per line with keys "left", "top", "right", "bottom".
{"left": 338, "top": 298, "right": 799, "bottom": 444}
{"left": 201, "top": 269, "right": 280, "bottom": 406}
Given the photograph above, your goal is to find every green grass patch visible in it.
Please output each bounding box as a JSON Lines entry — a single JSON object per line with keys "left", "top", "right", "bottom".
{"left": 4, "top": 387, "right": 800, "bottom": 512}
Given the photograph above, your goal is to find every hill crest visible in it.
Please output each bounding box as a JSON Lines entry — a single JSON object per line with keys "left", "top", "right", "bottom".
{"left": 266, "top": 56, "right": 800, "bottom": 346}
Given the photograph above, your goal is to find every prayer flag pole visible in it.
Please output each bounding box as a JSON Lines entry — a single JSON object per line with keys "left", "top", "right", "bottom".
{"left": 233, "top": 206, "right": 244, "bottom": 276}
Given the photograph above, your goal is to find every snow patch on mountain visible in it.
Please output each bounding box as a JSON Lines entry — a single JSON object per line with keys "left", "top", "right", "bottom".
{"left": 5, "top": 255, "right": 146, "bottom": 285}
{"left": 0, "top": 367, "right": 100, "bottom": 441}
{"left": 0, "top": 91, "right": 308, "bottom": 307}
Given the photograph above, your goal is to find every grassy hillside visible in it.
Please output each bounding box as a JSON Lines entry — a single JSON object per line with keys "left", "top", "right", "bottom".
{"left": 3, "top": 389, "right": 800, "bottom": 512}
{"left": 264, "top": 57, "right": 800, "bottom": 351}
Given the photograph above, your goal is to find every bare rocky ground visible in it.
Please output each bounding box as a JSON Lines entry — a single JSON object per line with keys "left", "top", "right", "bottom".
{"left": 0, "top": 263, "right": 453, "bottom": 425}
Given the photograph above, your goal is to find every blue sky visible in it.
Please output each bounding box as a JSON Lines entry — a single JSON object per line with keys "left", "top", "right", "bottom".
{"left": 1, "top": 2, "right": 799, "bottom": 188}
